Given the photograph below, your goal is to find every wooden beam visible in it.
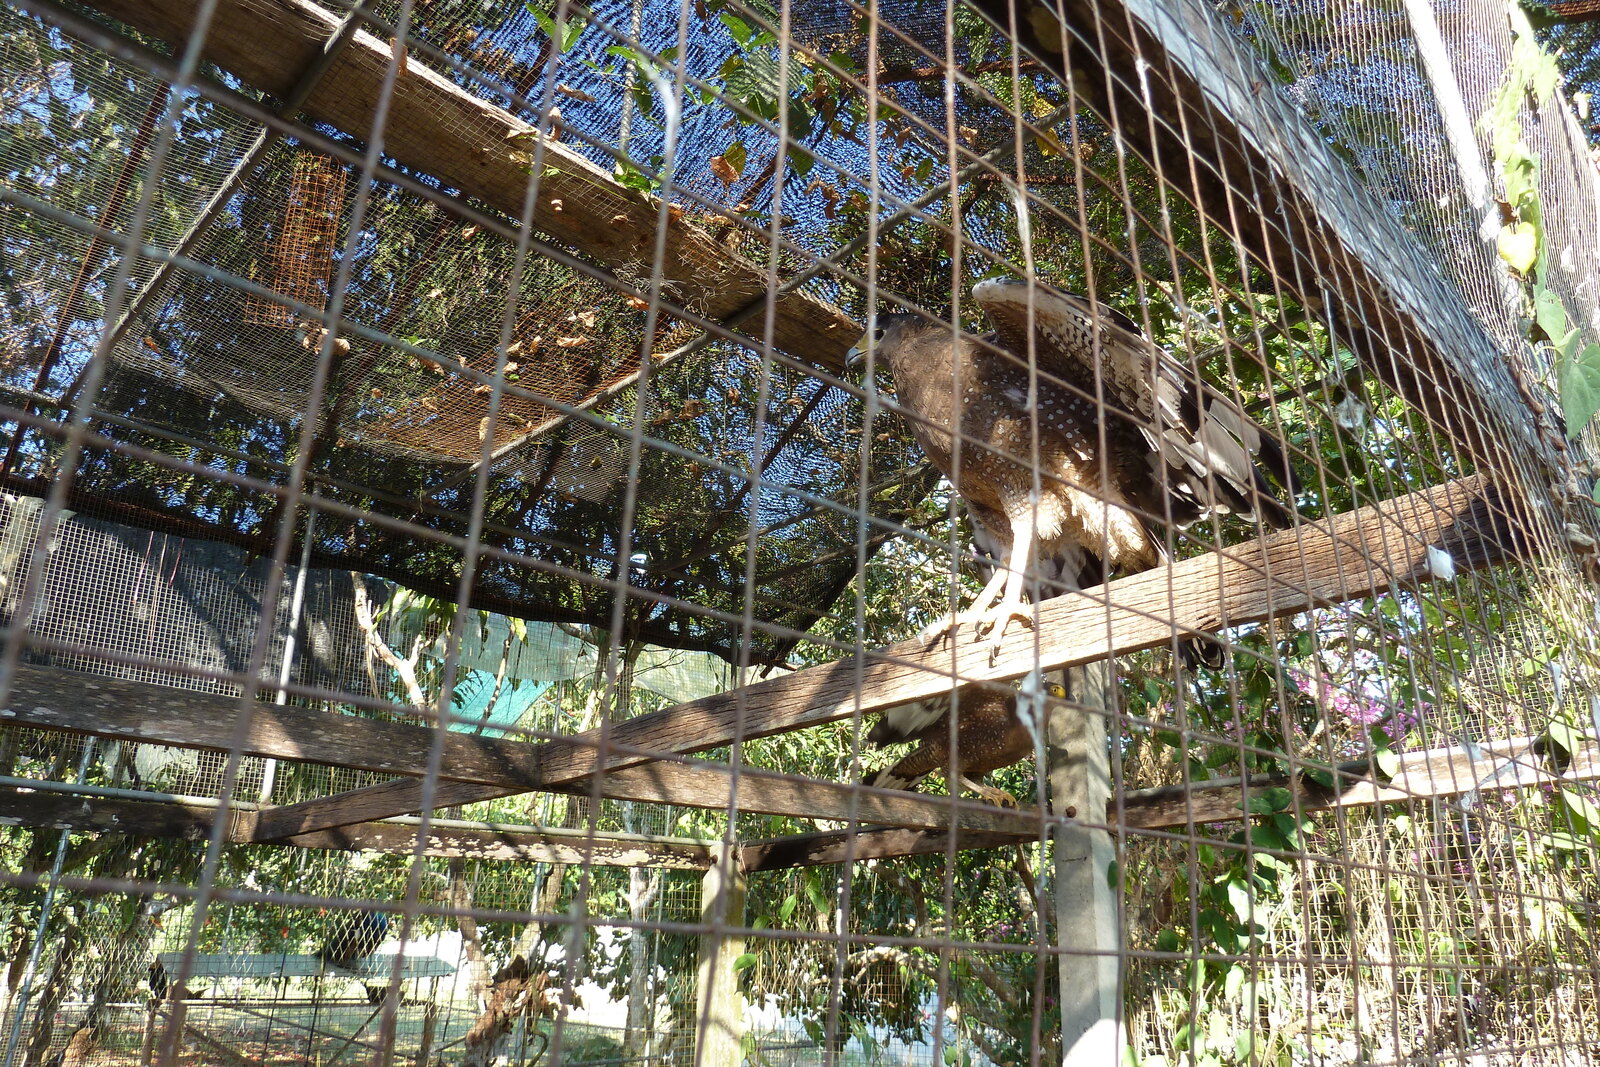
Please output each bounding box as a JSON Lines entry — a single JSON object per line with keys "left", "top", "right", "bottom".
{"left": 693, "top": 845, "right": 747, "bottom": 1067}
{"left": 0, "top": 789, "right": 716, "bottom": 868}
{"left": 259, "top": 474, "right": 1517, "bottom": 831}
{"left": 0, "top": 665, "right": 1048, "bottom": 837}
{"left": 8, "top": 729, "right": 1586, "bottom": 871}
{"left": 741, "top": 826, "right": 1033, "bottom": 871}
{"left": 740, "top": 733, "right": 1600, "bottom": 869}
{"left": 72, "top": 0, "right": 858, "bottom": 370}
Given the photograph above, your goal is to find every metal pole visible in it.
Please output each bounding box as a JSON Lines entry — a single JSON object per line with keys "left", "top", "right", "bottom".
{"left": 259, "top": 511, "right": 317, "bottom": 804}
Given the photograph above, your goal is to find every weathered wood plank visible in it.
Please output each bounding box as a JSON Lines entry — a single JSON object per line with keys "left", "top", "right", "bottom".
{"left": 0, "top": 789, "right": 225, "bottom": 840}
{"left": 8, "top": 730, "right": 1586, "bottom": 870}
{"left": 0, "top": 665, "right": 1047, "bottom": 837}
{"left": 255, "top": 758, "right": 1047, "bottom": 838}
{"left": 74, "top": 0, "right": 857, "bottom": 369}
{"left": 0, "top": 789, "right": 716, "bottom": 868}
{"left": 742, "top": 733, "right": 1600, "bottom": 868}
{"left": 741, "top": 826, "right": 1035, "bottom": 871}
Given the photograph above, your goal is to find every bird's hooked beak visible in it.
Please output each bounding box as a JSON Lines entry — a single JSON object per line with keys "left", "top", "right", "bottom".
{"left": 845, "top": 316, "right": 889, "bottom": 374}
{"left": 844, "top": 330, "right": 871, "bottom": 373}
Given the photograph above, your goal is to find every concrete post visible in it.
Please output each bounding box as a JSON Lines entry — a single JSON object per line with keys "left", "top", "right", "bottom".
{"left": 1049, "top": 661, "right": 1123, "bottom": 1065}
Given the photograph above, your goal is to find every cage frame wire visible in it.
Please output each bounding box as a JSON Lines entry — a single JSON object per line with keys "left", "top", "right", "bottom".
{"left": 3, "top": 0, "right": 1600, "bottom": 1060}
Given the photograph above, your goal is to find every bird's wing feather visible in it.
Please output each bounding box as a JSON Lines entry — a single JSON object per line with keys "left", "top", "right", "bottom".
{"left": 973, "top": 278, "right": 1294, "bottom": 529}
{"left": 868, "top": 698, "right": 948, "bottom": 746}
{"left": 972, "top": 278, "right": 1184, "bottom": 427}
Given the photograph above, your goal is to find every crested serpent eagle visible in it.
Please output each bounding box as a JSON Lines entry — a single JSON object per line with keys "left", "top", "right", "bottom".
{"left": 855, "top": 278, "right": 1298, "bottom": 654}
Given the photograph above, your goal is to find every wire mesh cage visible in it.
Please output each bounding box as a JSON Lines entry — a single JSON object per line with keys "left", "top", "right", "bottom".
{"left": 3, "top": 0, "right": 1600, "bottom": 1063}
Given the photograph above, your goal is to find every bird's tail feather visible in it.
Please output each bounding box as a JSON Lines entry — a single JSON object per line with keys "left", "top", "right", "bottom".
{"left": 867, "top": 767, "right": 926, "bottom": 792}
{"left": 1179, "top": 634, "right": 1226, "bottom": 671}
{"left": 1166, "top": 391, "right": 1298, "bottom": 531}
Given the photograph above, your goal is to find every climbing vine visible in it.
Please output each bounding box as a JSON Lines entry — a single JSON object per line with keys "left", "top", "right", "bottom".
{"left": 1483, "top": 7, "right": 1600, "bottom": 438}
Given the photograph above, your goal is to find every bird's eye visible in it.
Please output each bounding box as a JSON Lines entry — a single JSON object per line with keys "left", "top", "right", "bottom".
{"left": 872, "top": 326, "right": 886, "bottom": 342}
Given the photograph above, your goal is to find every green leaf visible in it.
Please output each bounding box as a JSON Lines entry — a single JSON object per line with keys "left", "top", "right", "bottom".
{"left": 563, "top": 13, "right": 588, "bottom": 51}
{"left": 1560, "top": 789, "right": 1600, "bottom": 838}
{"left": 1542, "top": 831, "right": 1591, "bottom": 851}
{"left": 1374, "top": 748, "right": 1400, "bottom": 779}
{"left": 726, "top": 51, "right": 781, "bottom": 107}
{"left": 718, "top": 11, "right": 753, "bottom": 44}
{"left": 528, "top": 5, "right": 556, "bottom": 42}
{"left": 1529, "top": 50, "right": 1562, "bottom": 105}
{"left": 1535, "top": 285, "right": 1570, "bottom": 340}
{"left": 1240, "top": 787, "right": 1292, "bottom": 814}
{"left": 1259, "top": 786, "right": 1294, "bottom": 812}
{"left": 732, "top": 952, "right": 758, "bottom": 972}
{"left": 1156, "top": 927, "right": 1182, "bottom": 953}
{"left": 1560, "top": 343, "right": 1600, "bottom": 437}
{"left": 1303, "top": 766, "right": 1335, "bottom": 789}
{"left": 1229, "top": 879, "right": 1255, "bottom": 924}
{"left": 1223, "top": 964, "right": 1245, "bottom": 1002}
{"left": 722, "top": 139, "right": 747, "bottom": 176}
{"left": 1502, "top": 147, "right": 1538, "bottom": 209}
{"left": 1548, "top": 715, "right": 1585, "bottom": 757}
{"left": 1497, "top": 222, "right": 1538, "bottom": 274}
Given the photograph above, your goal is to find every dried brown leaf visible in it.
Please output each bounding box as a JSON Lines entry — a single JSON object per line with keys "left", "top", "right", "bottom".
{"left": 710, "top": 155, "right": 739, "bottom": 186}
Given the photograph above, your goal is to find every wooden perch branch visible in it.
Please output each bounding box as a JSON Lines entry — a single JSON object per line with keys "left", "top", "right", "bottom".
{"left": 0, "top": 789, "right": 717, "bottom": 868}
{"left": 81, "top": 0, "right": 859, "bottom": 368}
{"left": 741, "top": 731, "right": 1600, "bottom": 869}
{"left": 0, "top": 664, "right": 1052, "bottom": 838}
{"left": 252, "top": 473, "right": 1517, "bottom": 831}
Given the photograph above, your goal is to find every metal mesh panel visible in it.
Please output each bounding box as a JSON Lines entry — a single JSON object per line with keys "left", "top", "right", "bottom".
{"left": 3, "top": 0, "right": 1600, "bottom": 1063}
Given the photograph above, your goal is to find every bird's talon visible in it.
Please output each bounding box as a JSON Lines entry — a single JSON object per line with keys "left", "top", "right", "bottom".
{"left": 978, "top": 785, "right": 1021, "bottom": 808}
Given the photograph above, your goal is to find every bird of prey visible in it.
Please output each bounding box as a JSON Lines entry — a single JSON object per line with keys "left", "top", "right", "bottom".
{"left": 317, "top": 911, "right": 390, "bottom": 971}
{"left": 857, "top": 278, "right": 1296, "bottom": 652}
{"left": 865, "top": 677, "right": 1067, "bottom": 807}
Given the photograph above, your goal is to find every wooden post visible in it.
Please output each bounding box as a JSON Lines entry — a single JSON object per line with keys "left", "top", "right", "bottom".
{"left": 1049, "top": 663, "right": 1122, "bottom": 1065}
{"left": 139, "top": 1004, "right": 159, "bottom": 1067}
{"left": 694, "top": 843, "right": 747, "bottom": 1067}
{"left": 413, "top": 1003, "right": 436, "bottom": 1067}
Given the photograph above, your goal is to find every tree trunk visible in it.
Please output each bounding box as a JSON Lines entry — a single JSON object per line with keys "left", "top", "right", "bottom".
{"left": 459, "top": 957, "right": 546, "bottom": 1067}
{"left": 22, "top": 907, "right": 86, "bottom": 1067}
{"left": 447, "top": 858, "right": 493, "bottom": 1003}
{"left": 4, "top": 830, "right": 53, "bottom": 1004}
